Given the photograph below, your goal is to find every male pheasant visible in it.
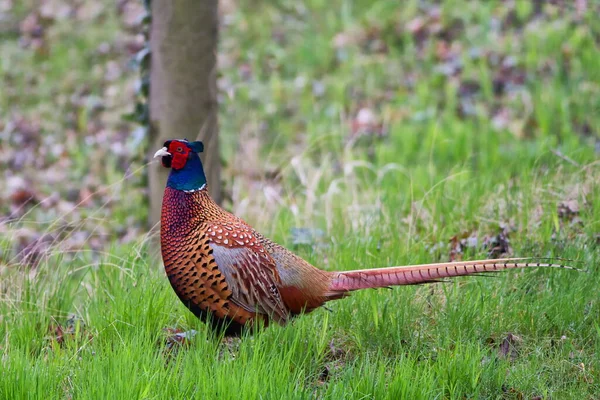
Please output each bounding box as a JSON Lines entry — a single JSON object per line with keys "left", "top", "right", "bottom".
{"left": 154, "top": 139, "right": 570, "bottom": 335}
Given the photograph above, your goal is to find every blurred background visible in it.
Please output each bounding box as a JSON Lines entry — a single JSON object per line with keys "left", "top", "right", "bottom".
{"left": 0, "top": 1, "right": 599, "bottom": 398}
{"left": 1, "top": 0, "right": 597, "bottom": 268}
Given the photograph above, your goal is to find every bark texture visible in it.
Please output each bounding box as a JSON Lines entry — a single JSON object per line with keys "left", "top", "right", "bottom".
{"left": 149, "top": 0, "right": 220, "bottom": 226}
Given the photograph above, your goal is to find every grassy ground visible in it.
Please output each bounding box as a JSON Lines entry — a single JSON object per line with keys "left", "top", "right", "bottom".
{"left": 1, "top": 0, "right": 599, "bottom": 398}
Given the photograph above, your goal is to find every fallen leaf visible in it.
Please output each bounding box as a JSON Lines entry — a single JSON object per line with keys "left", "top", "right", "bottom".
{"left": 47, "top": 314, "right": 90, "bottom": 347}
{"left": 8, "top": 176, "right": 38, "bottom": 209}
{"left": 498, "top": 332, "right": 522, "bottom": 361}
{"left": 348, "top": 107, "right": 386, "bottom": 141}
{"left": 482, "top": 227, "right": 513, "bottom": 258}
{"left": 558, "top": 199, "right": 580, "bottom": 219}
{"left": 163, "top": 327, "right": 197, "bottom": 351}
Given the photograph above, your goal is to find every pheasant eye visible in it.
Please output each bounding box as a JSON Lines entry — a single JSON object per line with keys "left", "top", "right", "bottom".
{"left": 177, "top": 147, "right": 183, "bottom": 152}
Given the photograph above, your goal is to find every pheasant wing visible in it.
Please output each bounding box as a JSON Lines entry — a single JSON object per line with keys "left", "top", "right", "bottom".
{"left": 206, "top": 222, "right": 290, "bottom": 324}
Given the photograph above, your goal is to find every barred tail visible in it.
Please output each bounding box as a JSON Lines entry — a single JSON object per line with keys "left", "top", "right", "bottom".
{"left": 327, "top": 258, "right": 575, "bottom": 294}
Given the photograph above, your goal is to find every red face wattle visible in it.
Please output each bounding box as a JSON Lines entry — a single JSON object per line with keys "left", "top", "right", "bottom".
{"left": 164, "top": 140, "right": 190, "bottom": 170}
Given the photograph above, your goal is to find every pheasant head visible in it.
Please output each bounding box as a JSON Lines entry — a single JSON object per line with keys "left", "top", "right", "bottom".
{"left": 154, "top": 139, "right": 207, "bottom": 191}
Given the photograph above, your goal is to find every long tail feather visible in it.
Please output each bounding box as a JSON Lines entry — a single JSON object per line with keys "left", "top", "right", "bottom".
{"left": 328, "top": 258, "right": 576, "bottom": 294}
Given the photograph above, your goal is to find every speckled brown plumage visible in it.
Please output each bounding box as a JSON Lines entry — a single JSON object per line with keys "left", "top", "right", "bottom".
{"left": 162, "top": 188, "right": 260, "bottom": 332}
{"left": 155, "top": 139, "right": 574, "bottom": 335}
{"left": 161, "top": 186, "right": 334, "bottom": 334}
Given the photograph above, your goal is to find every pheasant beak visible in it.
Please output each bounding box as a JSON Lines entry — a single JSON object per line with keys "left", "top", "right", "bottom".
{"left": 153, "top": 147, "right": 171, "bottom": 158}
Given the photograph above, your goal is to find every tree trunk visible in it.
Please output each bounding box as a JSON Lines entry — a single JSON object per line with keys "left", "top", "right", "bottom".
{"left": 148, "top": 0, "right": 220, "bottom": 227}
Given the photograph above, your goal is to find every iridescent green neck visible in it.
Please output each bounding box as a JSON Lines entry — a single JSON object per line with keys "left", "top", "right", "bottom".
{"left": 166, "top": 153, "right": 207, "bottom": 192}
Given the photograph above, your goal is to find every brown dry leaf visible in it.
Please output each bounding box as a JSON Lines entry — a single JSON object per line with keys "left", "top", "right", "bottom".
{"left": 317, "top": 365, "right": 329, "bottom": 385}
{"left": 39, "top": 0, "right": 72, "bottom": 21}
{"left": 119, "top": 1, "right": 145, "bottom": 30}
{"left": 48, "top": 324, "right": 68, "bottom": 346}
{"left": 332, "top": 27, "right": 363, "bottom": 50}
{"left": 498, "top": 332, "right": 522, "bottom": 361}
{"left": 7, "top": 176, "right": 38, "bottom": 210}
{"left": 458, "top": 80, "right": 481, "bottom": 98}
{"left": 327, "top": 338, "right": 350, "bottom": 361}
{"left": 348, "top": 107, "right": 386, "bottom": 142}
{"left": 78, "top": 187, "right": 95, "bottom": 207}
{"left": 163, "top": 328, "right": 197, "bottom": 351}
{"left": 448, "top": 227, "right": 513, "bottom": 261}
{"left": 9, "top": 187, "right": 37, "bottom": 209}
{"left": 449, "top": 234, "right": 463, "bottom": 262}
{"left": 74, "top": 1, "right": 104, "bottom": 22}
{"left": 558, "top": 199, "right": 584, "bottom": 229}
{"left": 491, "top": 107, "right": 512, "bottom": 132}
{"left": 12, "top": 114, "right": 42, "bottom": 145}
{"left": 448, "top": 231, "right": 474, "bottom": 261}
{"left": 558, "top": 199, "right": 580, "bottom": 220}
{"left": 401, "top": 6, "right": 444, "bottom": 45}
{"left": 47, "top": 315, "right": 91, "bottom": 347}
{"left": 482, "top": 228, "right": 513, "bottom": 258}
{"left": 317, "top": 338, "right": 352, "bottom": 385}
{"left": 405, "top": 16, "right": 426, "bottom": 36}
{"left": 435, "top": 40, "right": 452, "bottom": 61}
{"left": 19, "top": 12, "right": 43, "bottom": 38}
{"left": 15, "top": 231, "right": 54, "bottom": 269}
{"left": 360, "top": 25, "right": 387, "bottom": 54}
{"left": 19, "top": 10, "right": 51, "bottom": 54}
{"left": 332, "top": 23, "right": 388, "bottom": 53}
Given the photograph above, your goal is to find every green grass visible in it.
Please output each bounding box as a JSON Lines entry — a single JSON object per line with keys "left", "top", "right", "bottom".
{"left": 1, "top": 0, "right": 599, "bottom": 398}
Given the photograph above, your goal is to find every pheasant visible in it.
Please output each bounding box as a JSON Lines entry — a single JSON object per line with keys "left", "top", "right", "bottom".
{"left": 154, "top": 139, "right": 571, "bottom": 335}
